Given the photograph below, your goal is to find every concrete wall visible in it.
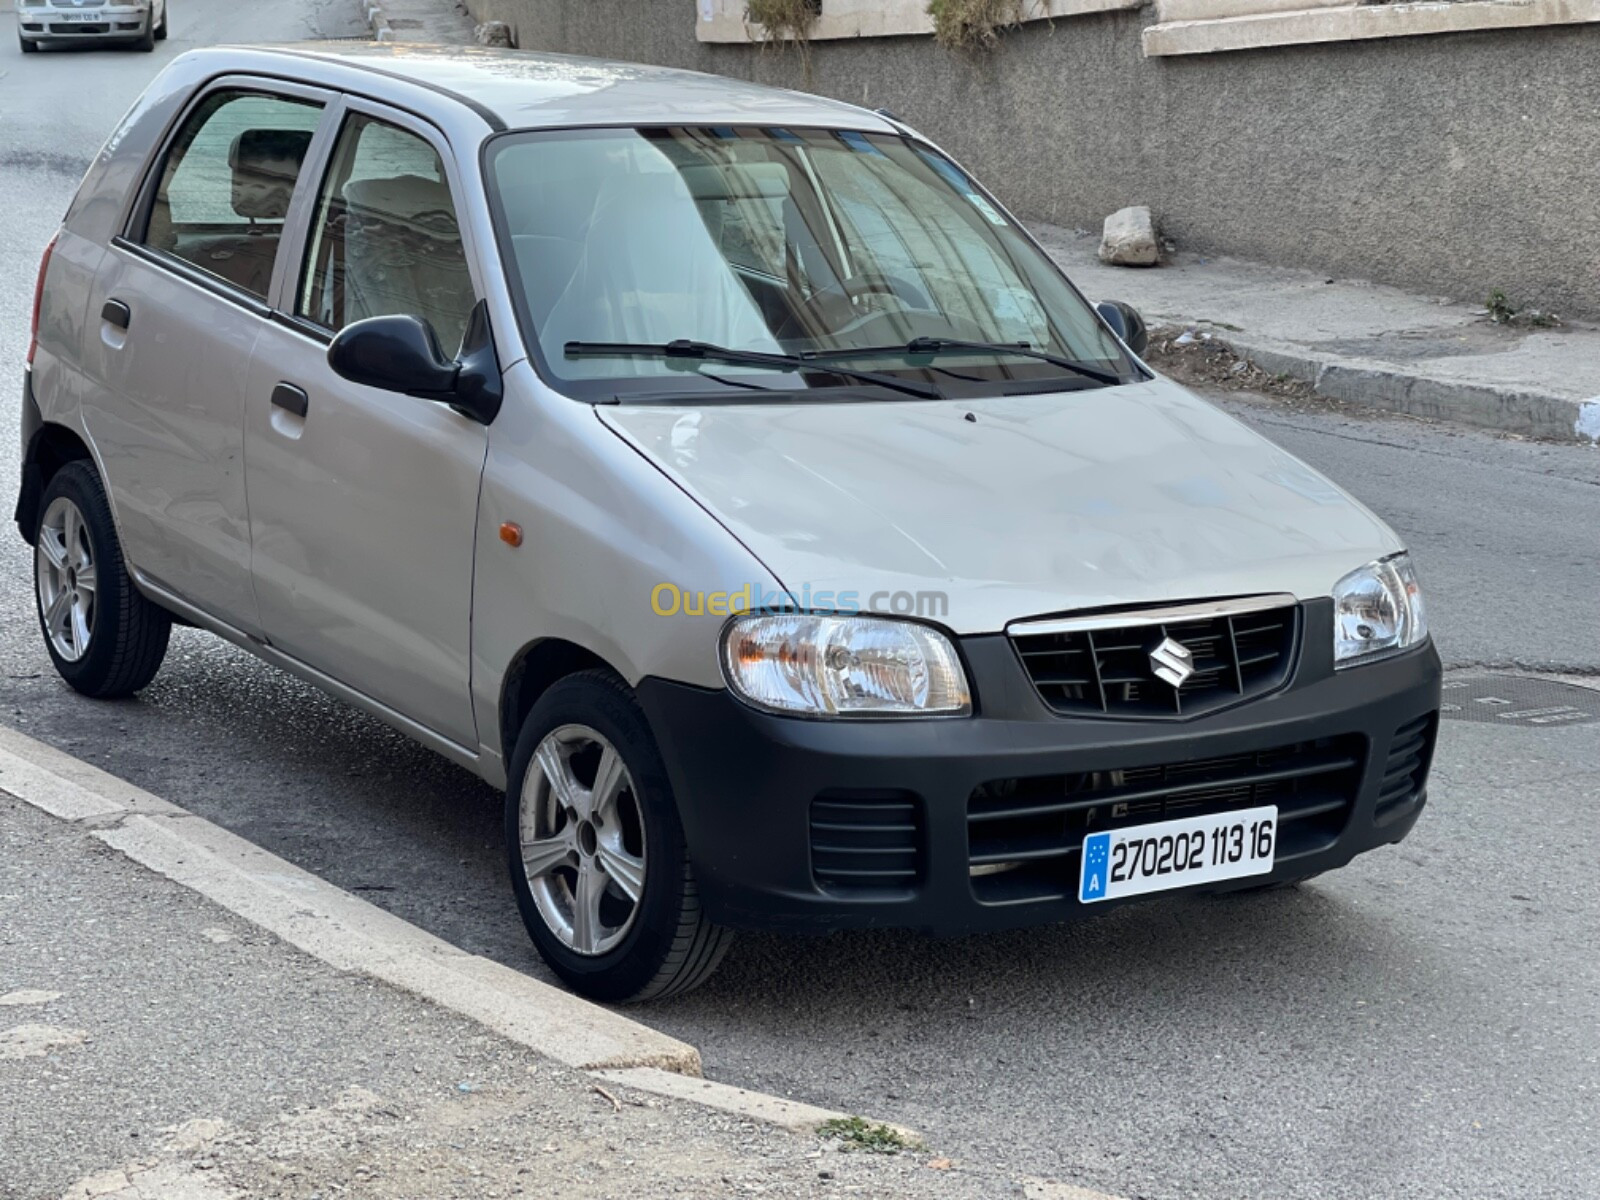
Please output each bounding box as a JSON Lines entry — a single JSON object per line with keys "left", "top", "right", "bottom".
{"left": 466, "top": 1, "right": 1600, "bottom": 319}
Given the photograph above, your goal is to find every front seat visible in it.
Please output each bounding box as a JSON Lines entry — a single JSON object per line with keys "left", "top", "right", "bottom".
{"left": 341, "top": 174, "right": 475, "bottom": 354}
{"left": 541, "top": 169, "right": 780, "bottom": 377}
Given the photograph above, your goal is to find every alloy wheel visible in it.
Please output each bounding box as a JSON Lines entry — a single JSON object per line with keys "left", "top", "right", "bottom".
{"left": 36, "top": 496, "right": 96, "bottom": 663}
{"left": 518, "top": 723, "right": 647, "bottom": 956}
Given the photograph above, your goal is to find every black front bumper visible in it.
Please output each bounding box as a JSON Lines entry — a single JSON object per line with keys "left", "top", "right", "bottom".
{"left": 637, "top": 600, "right": 1441, "bottom": 935}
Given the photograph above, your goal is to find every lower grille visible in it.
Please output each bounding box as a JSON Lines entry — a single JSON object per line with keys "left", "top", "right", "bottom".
{"left": 810, "top": 791, "right": 924, "bottom": 893}
{"left": 1375, "top": 713, "right": 1436, "bottom": 823}
{"left": 967, "top": 736, "right": 1363, "bottom": 904}
{"left": 49, "top": 21, "right": 110, "bottom": 32}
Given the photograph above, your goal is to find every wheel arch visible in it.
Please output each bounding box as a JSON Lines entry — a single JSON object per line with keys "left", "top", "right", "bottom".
{"left": 498, "top": 637, "right": 621, "bottom": 764}
{"left": 17, "top": 422, "right": 94, "bottom": 545}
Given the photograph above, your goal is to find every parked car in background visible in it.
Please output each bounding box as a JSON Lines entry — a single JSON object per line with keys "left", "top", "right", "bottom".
{"left": 19, "top": 44, "right": 1440, "bottom": 1003}
{"left": 15, "top": 0, "right": 167, "bottom": 53}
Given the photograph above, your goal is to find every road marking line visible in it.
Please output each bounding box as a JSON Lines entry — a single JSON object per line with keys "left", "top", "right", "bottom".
{"left": 0, "top": 722, "right": 931, "bottom": 1145}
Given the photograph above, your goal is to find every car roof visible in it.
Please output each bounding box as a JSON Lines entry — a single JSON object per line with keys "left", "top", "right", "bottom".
{"left": 239, "top": 43, "right": 898, "bottom": 135}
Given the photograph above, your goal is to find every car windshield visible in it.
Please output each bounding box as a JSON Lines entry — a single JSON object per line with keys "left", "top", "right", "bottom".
{"left": 485, "top": 126, "right": 1138, "bottom": 399}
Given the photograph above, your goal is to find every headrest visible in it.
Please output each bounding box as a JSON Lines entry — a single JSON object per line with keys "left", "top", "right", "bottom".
{"left": 229, "top": 129, "right": 314, "bottom": 221}
{"left": 342, "top": 174, "right": 459, "bottom": 240}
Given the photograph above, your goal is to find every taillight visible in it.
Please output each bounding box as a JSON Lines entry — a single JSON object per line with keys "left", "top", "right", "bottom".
{"left": 27, "top": 234, "right": 59, "bottom": 368}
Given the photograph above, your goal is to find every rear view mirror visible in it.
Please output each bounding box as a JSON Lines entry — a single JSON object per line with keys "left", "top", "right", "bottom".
{"left": 328, "top": 314, "right": 458, "bottom": 398}
{"left": 1095, "top": 300, "right": 1149, "bottom": 358}
{"left": 326, "top": 302, "right": 502, "bottom": 425}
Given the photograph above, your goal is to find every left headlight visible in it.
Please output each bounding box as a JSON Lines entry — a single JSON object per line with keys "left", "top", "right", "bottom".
{"left": 721, "top": 613, "right": 972, "bottom": 717}
{"left": 1332, "top": 552, "right": 1428, "bottom": 667}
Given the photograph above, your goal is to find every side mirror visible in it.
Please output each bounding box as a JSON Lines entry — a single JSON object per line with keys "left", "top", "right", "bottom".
{"left": 1095, "top": 300, "right": 1149, "bottom": 358}
{"left": 327, "top": 302, "right": 502, "bottom": 425}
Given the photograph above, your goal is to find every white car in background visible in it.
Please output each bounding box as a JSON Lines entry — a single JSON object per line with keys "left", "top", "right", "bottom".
{"left": 16, "top": 0, "right": 167, "bottom": 53}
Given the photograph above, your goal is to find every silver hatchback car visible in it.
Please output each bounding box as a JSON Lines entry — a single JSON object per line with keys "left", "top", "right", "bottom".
{"left": 21, "top": 44, "right": 1440, "bottom": 1001}
{"left": 15, "top": 0, "right": 167, "bottom": 52}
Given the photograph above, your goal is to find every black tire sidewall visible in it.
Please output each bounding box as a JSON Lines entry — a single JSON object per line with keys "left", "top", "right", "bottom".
{"left": 504, "top": 671, "right": 693, "bottom": 1003}
{"left": 35, "top": 463, "right": 137, "bottom": 694}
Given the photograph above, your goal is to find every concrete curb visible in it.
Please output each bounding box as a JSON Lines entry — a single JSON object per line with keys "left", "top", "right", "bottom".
{"left": 1179, "top": 327, "right": 1600, "bottom": 444}
{"left": 360, "top": 0, "right": 395, "bottom": 40}
{"left": 0, "top": 724, "right": 934, "bottom": 1146}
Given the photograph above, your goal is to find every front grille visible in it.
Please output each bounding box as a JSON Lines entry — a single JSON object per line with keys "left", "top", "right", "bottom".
{"left": 1012, "top": 601, "right": 1300, "bottom": 718}
{"left": 49, "top": 21, "right": 110, "bottom": 31}
{"left": 810, "top": 790, "right": 924, "bottom": 893}
{"left": 1375, "top": 713, "right": 1436, "bottom": 823}
{"left": 967, "top": 735, "right": 1362, "bottom": 904}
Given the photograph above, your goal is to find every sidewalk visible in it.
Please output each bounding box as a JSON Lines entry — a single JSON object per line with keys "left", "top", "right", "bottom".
{"left": 1034, "top": 227, "right": 1600, "bottom": 443}
{"left": 359, "top": 0, "right": 475, "bottom": 43}
{"left": 0, "top": 791, "right": 1008, "bottom": 1200}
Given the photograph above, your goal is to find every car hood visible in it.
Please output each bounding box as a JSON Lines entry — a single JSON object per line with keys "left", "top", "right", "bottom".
{"left": 596, "top": 377, "right": 1403, "bottom": 635}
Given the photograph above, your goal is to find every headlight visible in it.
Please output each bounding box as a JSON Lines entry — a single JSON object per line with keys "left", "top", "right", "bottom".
{"left": 721, "top": 614, "right": 972, "bottom": 717}
{"left": 1332, "top": 552, "right": 1428, "bottom": 667}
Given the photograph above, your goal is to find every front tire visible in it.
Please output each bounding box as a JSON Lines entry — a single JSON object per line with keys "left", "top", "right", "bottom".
{"left": 19, "top": 31, "right": 39, "bottom": 53}
{"left": 155, "top": 1, "right": 168, "bottom": 38}
{"left": 34, "top": 462, "right": 171, "bottom": 698}
{"left": 506, "top": 670, "right": 731, "bottom": 1003}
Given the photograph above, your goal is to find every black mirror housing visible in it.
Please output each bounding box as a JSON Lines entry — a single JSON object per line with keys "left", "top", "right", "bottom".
{"left": 326, "top": 304, "right": 502, "bottom": 425}
{"left": 1095, "top": 300, "right": 1149, "bottom": 358}
{"left": 328, "top": 314, "right": 458, "bottom": 398}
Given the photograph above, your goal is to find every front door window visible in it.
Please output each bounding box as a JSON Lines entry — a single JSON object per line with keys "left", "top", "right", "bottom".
{"left": 297, "top": 113, "right": 476, "bottom": 354}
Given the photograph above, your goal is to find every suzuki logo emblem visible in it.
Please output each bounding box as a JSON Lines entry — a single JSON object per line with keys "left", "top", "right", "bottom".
{"left": 1149, "top": 637, "right": 1195, "bottom": 688}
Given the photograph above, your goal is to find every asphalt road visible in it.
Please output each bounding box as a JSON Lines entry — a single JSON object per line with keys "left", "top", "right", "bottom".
{"left": 3, "top": 11, "right": 1599, "bottom": 1199}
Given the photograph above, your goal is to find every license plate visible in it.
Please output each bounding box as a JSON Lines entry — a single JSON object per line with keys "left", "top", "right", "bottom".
{"left": 52, "top": 11, "right": 98, "bottom": 20}
{"left": 1079, "top": 805, "right": 1277, "bottom": 903}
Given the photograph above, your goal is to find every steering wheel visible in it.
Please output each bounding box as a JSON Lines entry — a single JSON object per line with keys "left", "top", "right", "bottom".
{"left": 777, "top": 271, "right": 931, "bottom": 340}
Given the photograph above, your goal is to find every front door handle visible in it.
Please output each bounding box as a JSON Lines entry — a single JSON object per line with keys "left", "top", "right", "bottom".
{"left": 271, "top": 383, "right": 309, "bottom": 419}
{"left": 102, "top": 299, "right": 131, "bottom": 331}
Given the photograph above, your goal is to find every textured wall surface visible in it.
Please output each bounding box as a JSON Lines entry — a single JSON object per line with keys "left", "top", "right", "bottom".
{"left": 466, "top": 1, "right": 1600, "bottom": 318}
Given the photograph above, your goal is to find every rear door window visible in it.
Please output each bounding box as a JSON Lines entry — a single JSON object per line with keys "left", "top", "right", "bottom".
{"left": 141, "top": 90, "right": 324, "bottom": 300}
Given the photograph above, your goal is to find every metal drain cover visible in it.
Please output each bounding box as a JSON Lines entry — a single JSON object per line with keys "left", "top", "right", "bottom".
{"left": 1441, "top": 674, "right": 1600, "bottom": 727}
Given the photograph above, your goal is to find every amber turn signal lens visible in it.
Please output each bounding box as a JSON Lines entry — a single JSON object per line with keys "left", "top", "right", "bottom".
{"left": 499, "top": 522, "right": 523, "bottom": 548}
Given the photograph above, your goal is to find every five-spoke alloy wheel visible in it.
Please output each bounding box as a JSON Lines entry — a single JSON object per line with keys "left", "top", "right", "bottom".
{"left": 32, "top": 462, "right": 171, "bottom": 698}
{"left": 520, "top": 723, "right": 648, "bottom": 957}
{"left": 36, "top": 496, "right": 97, "bottom": 665}
{"left": 506, "top": 670, "right": 731, "bottom": 1002}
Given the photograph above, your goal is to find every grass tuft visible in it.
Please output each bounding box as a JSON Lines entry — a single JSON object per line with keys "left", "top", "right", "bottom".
{"left": 818, "top": 1116, "right": 922, "bottom": 1154}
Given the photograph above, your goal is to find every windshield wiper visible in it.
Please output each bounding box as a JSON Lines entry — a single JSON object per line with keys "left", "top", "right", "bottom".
{"left": 803, "top": 337, "right": 1124, "bottom": 387}
{"left": 564, "top": 340, "right": 941, "bottom": 399}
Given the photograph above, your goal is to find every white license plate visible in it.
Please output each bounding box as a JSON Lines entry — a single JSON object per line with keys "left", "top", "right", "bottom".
{"left": 52, "top": 11, "right": 100, "bottom": 20}
{"left": 1079, "top": 805, "right": 1277, "bottom": 903}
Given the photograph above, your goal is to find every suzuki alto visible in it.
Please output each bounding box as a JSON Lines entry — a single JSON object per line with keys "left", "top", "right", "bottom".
{"left": 20, "top": 44, "right": 1441, "bottom": 1001}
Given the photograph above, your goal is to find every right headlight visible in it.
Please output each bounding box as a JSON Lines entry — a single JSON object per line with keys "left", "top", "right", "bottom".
{"left": 720, "top": 613, "right": 972, "bottom": 718}
{"left": 1332, "top": 552, "right": 1428, "bottom": 667}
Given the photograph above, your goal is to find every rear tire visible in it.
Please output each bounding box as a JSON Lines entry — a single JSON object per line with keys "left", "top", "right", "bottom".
{"left": 506, "top": 669, "right": 732, "bottom": 1003}
{"left": 33, "top": 462, "right": 171, "bottom": 699}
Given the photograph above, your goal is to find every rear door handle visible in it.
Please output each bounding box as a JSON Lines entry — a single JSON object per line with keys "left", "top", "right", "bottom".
{"left": 102, "top": 299, "right": 131, "bottom": 331}
{"left": 271, "top": 383, "right": 309, "bottom": 419}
